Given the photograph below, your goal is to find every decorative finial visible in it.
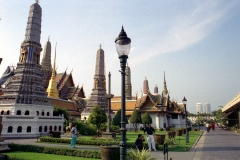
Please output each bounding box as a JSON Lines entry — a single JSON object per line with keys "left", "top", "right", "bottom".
{"left": 100, "top": 44, "right": 101, "bottom": 49}
{"left": 145, "top": 76, "right": 147, "bottom": 80}
{"left": 48, "top": 35, "right": 50, "bottom": 41}
{"left": 122, "top": 25, "right": 124, "bottom": 31}
{"left": 36, "top": 0, "right": 39, "bottom": 3}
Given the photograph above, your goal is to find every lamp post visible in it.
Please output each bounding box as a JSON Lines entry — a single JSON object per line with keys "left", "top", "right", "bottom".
{"left": 115, "top": 26, "right": 131, "bottom": 160}
{"left": 197, "top": 111, "right": 200, "bottom": 131}
{"left": 182, "top": 96, "right": 189, "bottom": 144}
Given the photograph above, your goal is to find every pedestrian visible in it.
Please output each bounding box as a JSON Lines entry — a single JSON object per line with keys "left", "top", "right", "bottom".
{"left": 212, "top": 122, "right": 215, "bottom": 131}
{"left": 144, "top": 123, "right": 157, "bottom": 151}
{"left": 70, "top": 124, "right": 78, "bottom": 148}
{"left": 135, "top": 134, "right": 145, "bottom": 151}
{"left": 206, "top": 122, "right": 210, "bottom": 133}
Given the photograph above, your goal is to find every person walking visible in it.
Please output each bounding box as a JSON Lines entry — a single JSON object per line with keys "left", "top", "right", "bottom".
{"left": 211, "top": 122, "right": 215, "bottom": 131}
{"left": 206, "top": 122, "right": 210, "bottom": 133}
{"left": 70, "top": 124, "right": 78, "bottom": 148}
{"left": 144, "top": 123, "right": 157, "bottom": 151}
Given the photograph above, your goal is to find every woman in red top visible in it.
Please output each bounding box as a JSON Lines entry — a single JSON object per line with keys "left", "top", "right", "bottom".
{"left": 212, "top": 123, "right": 215, "bottom": 131}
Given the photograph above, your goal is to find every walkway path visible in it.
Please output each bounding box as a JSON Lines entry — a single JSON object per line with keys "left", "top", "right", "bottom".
{"left": 5, "top": 127, "right": 240, "bottom": 160}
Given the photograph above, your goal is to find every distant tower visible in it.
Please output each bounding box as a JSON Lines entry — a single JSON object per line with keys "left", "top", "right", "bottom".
{"left": 47, "top": 43, "right": 59, "bottom": 98}
{"left": 84, "top": 45, "right": 107, "bottom": 113}
{"left": 196, "top": 103, "right": 203, "bottom": 113}
{"left": 162, "top": 71, "right": 168, "bottom": 97}
{"left": 125, "top": 63, "right": 132, "bottom": 100}
{"left": 0, "top": 1, "right": 50, "bottom": 105}
{"left": 204, "top": 103, "right": 211, "bottom": 114}
{"left": 154, "top": 84, "right": 158, "bottom": 94}
{"left": 41, "top": 37, "right": 52, "bottom": 89}
{"left": 143, "top": 77, "right": 149, "bottom": 94}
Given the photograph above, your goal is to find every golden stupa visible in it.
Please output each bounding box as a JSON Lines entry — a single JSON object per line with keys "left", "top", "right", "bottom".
{"left": 47, "top": 43, "right": 59, "bottom": 98}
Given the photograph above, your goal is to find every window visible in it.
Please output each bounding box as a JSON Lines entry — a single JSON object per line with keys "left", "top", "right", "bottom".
{"left": 39, "top": 126, "right": 42, "bottom": 132}
{"left": 16, "top": 110, "right": 21, "bottom": 115}
{"left": 171, "top": 114, "right": 178, "bottom": 119}
{"left": 54, "top": 126, "right": 57, "bottom": 131}
{"left": 27, "top": 126, "right": 31, "bottom": 132}
{"left": 58, "top": 126, "right": 61, "bottom": 131}
{"left": 17, "top": 126, "right": 22, "bottom": 133}
{"left": 47, "top": 112, "right": 50, "bottom": 116}
{"left": 8, "top": 126, "right": 13, "bottom": 133}
{"left": 44, "top": 126, "right": 47, "bottom": 132}
{"left": 42, "top": 112, "right": 44, "bottom": 116}
{"left": 25, "top": 110, "right": 29, "bottom": 115}
{"left": 36, "top": 111, "right": 39, "bottom": 116}
{"left": 1, "top": 110, "right": 4, "bottom": 115}
{"left": 7, "top": 110, "right": 10, "bottom": 115}
{"left": 49, "top": 126, "right": 52, "bottom": 131}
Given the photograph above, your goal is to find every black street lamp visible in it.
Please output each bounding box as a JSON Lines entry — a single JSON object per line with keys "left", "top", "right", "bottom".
{"left": 182, "top": 96, "right": 189, "bottom": 144}
{"left": 115, "top": 26, "right": 131, "bottom": 160}
{"left": 197, "top": 111, "right": 200, "bottom": 131}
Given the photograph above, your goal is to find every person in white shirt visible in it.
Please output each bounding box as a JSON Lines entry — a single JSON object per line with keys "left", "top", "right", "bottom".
{"left": 70, "top": 124, "right": 78, "bottom": 148}
{"left": 206, "top": 122, "right": 210, "bottom": 133}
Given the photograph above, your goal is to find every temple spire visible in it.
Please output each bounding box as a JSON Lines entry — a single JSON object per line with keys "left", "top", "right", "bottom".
{"left": 47, "top": 43, "right": 59, "bottom": 98}
{"left": 162, "top": 71, "right": 168, "bottom": 97}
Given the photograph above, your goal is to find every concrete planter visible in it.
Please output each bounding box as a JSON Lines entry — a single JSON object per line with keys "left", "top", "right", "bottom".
{"left": 182, "top": 128, "right": 186, "bottom": 134}
{"left": 175, "top": 130, "right": 182, "bottom": 136}
{"left": 100, "top": 145, "right": 120, "bottom": 160}
{"left": 167, "top": 131, "right": 176, "bottom": 139}
{"left": 154, "top": 134, "right": 166, "bottom": 145}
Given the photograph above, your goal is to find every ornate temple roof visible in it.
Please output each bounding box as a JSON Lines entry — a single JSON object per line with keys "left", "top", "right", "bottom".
{"left": 0, "top": 65, "right": 15, "bottom": 87}
{"left": 49, "top": 98, "right": 80, "bottom": 117}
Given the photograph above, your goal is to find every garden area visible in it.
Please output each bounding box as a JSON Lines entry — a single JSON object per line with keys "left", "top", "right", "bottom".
{"left": 1, "top": 106, "right": 202, "bottom": 159}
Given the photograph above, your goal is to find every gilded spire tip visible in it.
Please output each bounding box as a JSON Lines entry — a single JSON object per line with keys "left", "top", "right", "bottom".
{"left": 36, "top": 0, "right": 39, "bottom": 3}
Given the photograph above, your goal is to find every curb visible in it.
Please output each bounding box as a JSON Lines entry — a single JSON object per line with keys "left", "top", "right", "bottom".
{"left": 190, "top": 130, "right": 204, "bottom": 151}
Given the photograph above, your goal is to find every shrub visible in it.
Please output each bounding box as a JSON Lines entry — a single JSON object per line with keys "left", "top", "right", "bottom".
{"left": 193, "top": 128, "right": 198, "bottom": 131}
{"left": 73, "top": 119, "right": 96, "bottom": 135}
{"left": 127, "top": 148, "right": 156, "bottom": 160}
{"left": 159, "top": 128, "right": 163, "bottom": 131}
{"left": 39, "top": 137, "right": 151, "bottom": 149}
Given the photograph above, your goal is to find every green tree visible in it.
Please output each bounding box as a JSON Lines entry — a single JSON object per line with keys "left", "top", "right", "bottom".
{"left": 53, "top": 105, "right": 70, "bottom": 120}
{"left": 112, "top": 109, "right": 128, "bottom": 127}
{"left": 112, "top": 109, "right": 121, "bottom": 127}
{"left": 141, "top": 112, "right": 152, "bottom": 125}
{"left": 129, "top": 109, "right": 142, "bottom": 132}
{"left": 88, "top": 106, "right": 107, "bottom": 129}
{"left": 212, "top": 110, "right": 217, "bottom": 116}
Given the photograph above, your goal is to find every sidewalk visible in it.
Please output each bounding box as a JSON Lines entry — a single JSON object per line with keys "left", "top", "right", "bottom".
{"left": 5, "top": 127, "right": 240, "bottom": 160}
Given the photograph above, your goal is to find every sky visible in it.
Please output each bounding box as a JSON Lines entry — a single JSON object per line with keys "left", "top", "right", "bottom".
{"left": 0, "top": 0, "right": 240, "bottom": 114}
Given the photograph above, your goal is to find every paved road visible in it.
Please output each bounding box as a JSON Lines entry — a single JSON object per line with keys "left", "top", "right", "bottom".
{"left": 5, "top": 127, "right": 240, "bottom": 160}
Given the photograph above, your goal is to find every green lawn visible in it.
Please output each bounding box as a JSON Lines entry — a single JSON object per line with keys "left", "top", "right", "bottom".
{"left": 3, "top": 151, "right": 96, "bottom": 160}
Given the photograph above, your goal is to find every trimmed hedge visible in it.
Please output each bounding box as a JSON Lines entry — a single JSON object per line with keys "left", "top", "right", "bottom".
{"left": 39, "top": 137, "right": 160, "bottom": 149}
{"left": 8, "top": 143, "right": 101, "bottom": 159}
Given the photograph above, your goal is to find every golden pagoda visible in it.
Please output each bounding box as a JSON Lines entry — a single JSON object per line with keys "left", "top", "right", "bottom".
{"left": 47, "top": 43, "right": 59, "bottom": 98}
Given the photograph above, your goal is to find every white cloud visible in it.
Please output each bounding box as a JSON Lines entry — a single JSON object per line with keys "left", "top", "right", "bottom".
{"left": 130, "top": 1, "right": 239, "bottom": 67}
